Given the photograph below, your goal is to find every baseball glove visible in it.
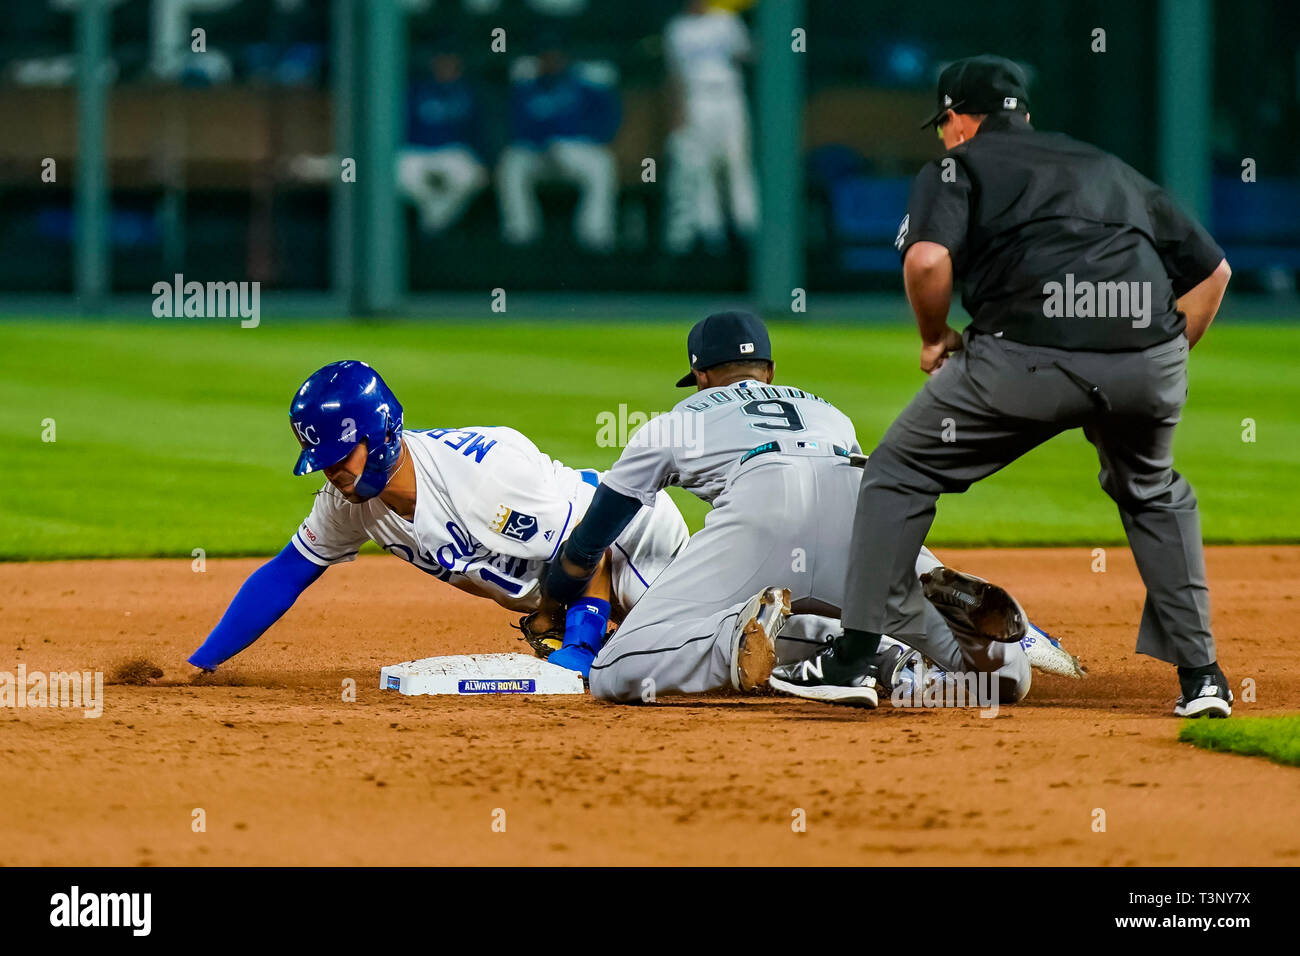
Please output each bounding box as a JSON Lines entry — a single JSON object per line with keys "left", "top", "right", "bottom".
{"left": 512, "top": 610, "right": 564, "bottom": 659}
{"left": 920, "top": 567, "right": 1028, "bottom": 644}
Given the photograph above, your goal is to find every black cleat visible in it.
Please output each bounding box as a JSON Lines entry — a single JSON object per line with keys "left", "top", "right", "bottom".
{"left": 1174, "top": 667, "right": 1233, "bottom": 718}
{"left": 768, "top": 641, "right": 892, "bottom": 708}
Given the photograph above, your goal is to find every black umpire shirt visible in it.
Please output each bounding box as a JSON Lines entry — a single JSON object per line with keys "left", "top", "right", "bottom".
{"left": 895, "top": 112, "right": 1225, "bottom": 350}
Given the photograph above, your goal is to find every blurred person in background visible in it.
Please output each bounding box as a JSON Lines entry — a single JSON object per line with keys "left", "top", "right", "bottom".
{"left": 146, "top": 0, "right": 238, "bottom": 82}
{"left": 496, "top": 36, "right": 622, "bottom": 253}
{"left": 398, "top": 47, "right": 488, "bottom": 235}
{"left": 663, "top": 0, "right": 758, "bottom": 255}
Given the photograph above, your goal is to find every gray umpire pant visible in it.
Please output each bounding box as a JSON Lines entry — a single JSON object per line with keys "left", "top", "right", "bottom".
{"left": 589, "top": 445, "right": 1030, "bottom": 703}
{"left": 843, "top": 330, "right": 1214, "bottom": 668}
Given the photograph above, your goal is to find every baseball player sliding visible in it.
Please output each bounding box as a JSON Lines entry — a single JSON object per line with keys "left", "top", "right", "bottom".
{"left": 542, "top": 312, "right": 1076, "bottom": 703}
{"left": 187, "top": 361, "right": 687, "bottom": 674}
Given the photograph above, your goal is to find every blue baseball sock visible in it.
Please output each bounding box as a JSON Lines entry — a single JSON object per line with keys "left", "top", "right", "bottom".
{"left": 547, "top": 598, "right": 611, "bottom": 680}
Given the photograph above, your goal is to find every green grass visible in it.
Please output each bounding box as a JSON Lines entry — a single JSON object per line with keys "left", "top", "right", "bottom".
{"left": 3, "top": 317, "right": 1299, "bottom": 559}
{"left": 1179, "top": 715, "right": 1300, "bottom": 767}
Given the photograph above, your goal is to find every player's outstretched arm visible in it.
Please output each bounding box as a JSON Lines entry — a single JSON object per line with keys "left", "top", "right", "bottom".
{"left": 187, "top": 543, "right": 326, "bottom": 672}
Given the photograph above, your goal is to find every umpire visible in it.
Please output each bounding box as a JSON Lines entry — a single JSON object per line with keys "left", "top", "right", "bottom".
{"left": 772, "top": 55, "right": 1233, "bottom": 716}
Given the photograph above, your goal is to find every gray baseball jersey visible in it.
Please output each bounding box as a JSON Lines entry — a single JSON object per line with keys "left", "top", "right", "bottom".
{"left": 587, "top": 379, "right": 1031, "bottom": 703}
{"left": 601, "top": 380, "right": 862, "bottom": 506}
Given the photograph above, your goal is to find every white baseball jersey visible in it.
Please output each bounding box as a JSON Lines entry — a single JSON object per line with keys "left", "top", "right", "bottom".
{"left": 664, "top": 10, "right": 750, "bottom": 104}
{"left": 601, "top": 381, "right": 862, "bottom": 507}
{"left": 292, "top": 427, "right": 687, "bottom": 613}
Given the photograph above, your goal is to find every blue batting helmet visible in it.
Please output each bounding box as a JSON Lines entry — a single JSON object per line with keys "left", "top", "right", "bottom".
{"left": 289, "top": 360, "right": 404, "bottom": 500}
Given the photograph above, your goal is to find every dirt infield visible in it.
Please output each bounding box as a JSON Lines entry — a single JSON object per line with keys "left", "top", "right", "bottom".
{"left": 3, "top": 546, "right": 1297, "bottom": 866}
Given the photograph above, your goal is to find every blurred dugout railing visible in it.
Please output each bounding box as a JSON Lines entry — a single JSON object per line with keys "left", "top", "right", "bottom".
{"left": 1, "top": 0, "right": 1298, "bottom": 316}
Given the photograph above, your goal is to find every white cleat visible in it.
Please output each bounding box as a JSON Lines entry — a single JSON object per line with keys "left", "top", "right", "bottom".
{"left": 1020, "top": 623, "right": 1087, "bottom": 679}
{"left": 730, "top": 587, "right": 792, "bottom": 692}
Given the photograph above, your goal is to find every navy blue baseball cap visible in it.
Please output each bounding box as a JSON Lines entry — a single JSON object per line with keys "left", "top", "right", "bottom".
{"left": 676, "top": 311, "right": 773, "bottom": 387}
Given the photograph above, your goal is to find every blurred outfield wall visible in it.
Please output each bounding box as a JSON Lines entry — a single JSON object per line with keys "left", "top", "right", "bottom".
{"left": 2, "top": 0, "right": 1299, "bottom": 317}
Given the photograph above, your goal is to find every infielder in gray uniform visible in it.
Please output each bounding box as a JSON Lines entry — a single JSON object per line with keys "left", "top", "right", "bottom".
{"left": 542, "top": 311, "right": 1043, "bottom": 704}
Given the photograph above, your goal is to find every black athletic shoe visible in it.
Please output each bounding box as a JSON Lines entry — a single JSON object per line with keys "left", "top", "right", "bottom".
{"left": 1174, "top": 666, "right": 1233, "bottom": 718}
{"left": 768, "top": 641, "right": 891, "bottom": 708}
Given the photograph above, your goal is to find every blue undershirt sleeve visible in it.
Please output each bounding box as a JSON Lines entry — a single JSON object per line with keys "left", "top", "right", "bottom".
{"left": 187, "top": 542, "right": 326, "bottom": 671}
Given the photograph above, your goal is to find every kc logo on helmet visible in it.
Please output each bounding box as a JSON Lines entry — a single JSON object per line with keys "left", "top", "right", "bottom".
{"left": 292, "top": 421, "right": 320, "bottom": 446}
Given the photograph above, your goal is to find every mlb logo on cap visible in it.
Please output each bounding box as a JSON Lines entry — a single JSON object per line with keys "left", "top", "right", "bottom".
{"left": 921, "top": 55, "right": 1031, "bottom": 129}
{"left": 676, "top": 310, "right": 773, "bottom": 387}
